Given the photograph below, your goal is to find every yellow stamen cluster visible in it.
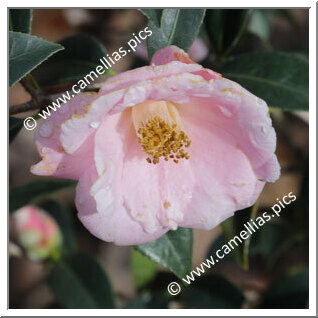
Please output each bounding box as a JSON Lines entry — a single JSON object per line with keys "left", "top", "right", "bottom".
{"left": 137, "top": 116, "right": 191, "bottom": 164}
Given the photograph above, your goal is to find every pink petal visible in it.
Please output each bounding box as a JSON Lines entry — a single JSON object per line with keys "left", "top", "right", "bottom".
{"left": 135, "top": 38, "right": 208, "bottom": 63}
{"left": 99, "top": 61, "right": 203, "bottom": 94}
{"left": 151, "top": 45, "right": 196, "bottom": 65}
{"left": 75, "top": 111, "right": 169, "bottom": 245}
{"left": 119, "top": 117, "right": 195, "bottom": 232}
{"left": 179, "top": 106, "right": 265, "bottom": 229}
{"left": 178, "top": 78, "right": 280, "bottom": 182}
{"left": 76, "top": 153, "right": 168, "bottom": 245}
{"left": 31, "top": 93, "right": 98, "bottom": 179}
{"left": 188, "top": 38, "right": 209, "bottom": 62}
{"left": 177, "top": 86, "right": 279, "bottom": 229}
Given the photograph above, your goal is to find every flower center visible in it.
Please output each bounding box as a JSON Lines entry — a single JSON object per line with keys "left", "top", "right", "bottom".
{"left": 132, "top": 101, "right": 191, "bottom": 164}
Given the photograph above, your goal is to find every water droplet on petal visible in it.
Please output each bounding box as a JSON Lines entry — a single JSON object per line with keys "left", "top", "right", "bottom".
{"left": 90, "top": 121, "right": 100, "bottom": 129}
{"left": 218, "top": 105, "right": 232, "bottom": 118}
{"left": 261, "top": 125, "right": 268, "bottom": 134}
{"left": 39, "top": 122, "right": 53, "bottom": 138}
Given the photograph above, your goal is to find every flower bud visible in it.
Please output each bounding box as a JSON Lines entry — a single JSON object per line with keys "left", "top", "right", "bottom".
{"left": 12, "top": 205, "right": 62, "bottom": 261}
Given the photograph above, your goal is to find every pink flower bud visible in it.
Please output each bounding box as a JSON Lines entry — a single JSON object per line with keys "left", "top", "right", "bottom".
{"left": 12, "top": 205, "right": 62, "bottom": 261}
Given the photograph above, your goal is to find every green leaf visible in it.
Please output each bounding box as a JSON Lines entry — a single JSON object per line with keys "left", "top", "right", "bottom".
{"left": 222, "top": 52, "right": 309, "bottom": 111}
{"left": 131, "top": 249, "right": 157, "bottom": 288}
{"left": 259, "top": 269, "right": 309, "bottom": 308}
{"left": 249, "top": 222, "right": 304, "bottom": 268}
{"left": 32, "top": 34, "right": 110, "bottom": 87}
{"left": 139, "top": 9, "right": 163, "bottom": 27}
{"left": 207, "top": 234, "right": 235, "bottom": 263}
{"left": 9, "top": 179, "right": 75, "bottom": 213}
{"left": 48, "top": 253, "right": 115, "bottom": 308}
{"left": 205, "top": 9, "right": 251, "bottom": 57}
{"left": 9, "top": 9, "right": 32, "bottom": 33}
{"left": 40, "top": 200, "right": 77, "bottom": 255}
{"left": 135, "top": 228, "right": 193, "bottom": 279}
{"left": 180, "top": 274, "right": 244, "bottom": 309}
{"left": 9, "top": 117, "right": 23, "bottom": 143}
{"left": 9, "top": 31, "right": 63, "bottom": 87}
{"left": 125, "top": 291, "right": 170, "bottom": 309}
{"left": 146, "top": 9, "right": 206, "bottom": 59}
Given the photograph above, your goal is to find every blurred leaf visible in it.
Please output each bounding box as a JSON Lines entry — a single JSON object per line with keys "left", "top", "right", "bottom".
{"left": 207, "top": 234, "right": 235, "bottom": 263}
{"left": 33, "top": 34, "right": 110, "bottom": 87}
{"left": 40, "top": 200, "right": 77, "bottom": 255}
{"left": 259, "top": 269, "right": 309, "bottom": 308}
{"left": 222, "top": 52, "right": 309, "bottom": 111}
{"left": 131, "top": 249, "right": 157, "bottom": 288}
{"left": 180, "top": 274, "right": 244, "bottom": 308}
{"left": 9, "top": 9, "right": 32, "bottom": 33}
{"left": 248, "top": 10, "right": 270, "bottom": 40}
{"left": 145, "top": 9, "right": 206, "bottom": 59}
{"left": 48, "top": 253, "right": 115, "bottom": 308}
{"left": 139, "top": 9, "right": 163, "bottom": 27}
{"left": 125, "top": 291, "right": 170, "bottom": 309}
{"left": 9, "top": 179, "right": 75, "bottom": 213}
{"left": 9, "top": 117, "right": 23, "bottom": 143}
{"left": 249, "top": 221, "right": 304, "bottom": 268}
{"left": 219, "top": 206, "right": 254, "bottom": 268}
{"left": 265, "top": 9, "right": 295, "bottom": 24}
{"left": 289, "top": 162, "right": 309, "bottom": 230}
{"left": 205, "top": 9, "right": 251, "bottom": 57}
{"left": 135, "top": 228, "right": 193, "bottom": 278}
{"left": 9, "top": 31, "right": 63, "bottom": 87}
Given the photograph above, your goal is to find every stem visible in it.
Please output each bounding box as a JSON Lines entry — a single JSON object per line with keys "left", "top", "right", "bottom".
{"left": 10, "top": 87, "right": 100, "bottom": 116}
{"left": 12, "top": 74, "right": 47, "bottom": 116}
{"left": 9, "top": 100, "right": 42, "bottom": 115}
{"left": 20, "top": 74, "right": 42, "bottom": 99}
{"left": 242, "top": 198, "right": 260, "bottom": 271}
{"left": 27, "top": 74, "right": 42, "bottom": 91}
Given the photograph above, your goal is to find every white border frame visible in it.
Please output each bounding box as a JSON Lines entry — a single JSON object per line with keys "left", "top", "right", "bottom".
{"left": 3, "top": 1, "right": 316, "bottom": 316}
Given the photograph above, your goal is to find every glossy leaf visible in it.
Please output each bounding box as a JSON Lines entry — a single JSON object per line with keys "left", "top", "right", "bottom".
{"left": 140, "top": 9, "right": 163, "bottom": 27}
{"left": 9, "top": 9, "right": 32, "bottom": 33}
{"left": 9, "top": 117, "right": 23, "bottom": 143}
{"left": 9, "top": 179, "right": 75, "bottom": 213}
{"left": 205, "top": 9, "right": 251, "bottom": 56}
{"left": 207, "top": 234, "right": 235, "bottom": 263}
{"left": 259, "top": 269, "right": 309, "bottom": 308}
{"left": 249, "top": 221, "right": 304, "bottom": 268}
{"left": 180, "top": 274, "right": 245, "bottom": 309}
{"left": 145, "top": 9, "right": 206, "bottom": 59}
{"left": 9, "top": 31, "right": 63, "bottom": 87}
{"left": 222, "top": 52, "right": 309, "bottom": 110}
{"left": 135, "top": 228, "right": 193, "bottom": 278}
{"left": 32, "top": 34, "right": 110, "bottom": 87}
{"left": 131, "top": 249, "right": 157, "bottom": 288}
{"left": 48, "top": 253, "right": 115, "bottom": 308}
{"left": 125, "top": 291, "right": 170, "bottom": 309}
{"left": 40, "top": 200, "right": 77, "bottom": 255}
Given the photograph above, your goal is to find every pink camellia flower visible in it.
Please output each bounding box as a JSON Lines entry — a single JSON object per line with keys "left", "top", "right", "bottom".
{"left": 31, "top": 46, "right": 280, "bottom": 245}
{"left": 12, "top": 205, "right": 62, "bottom": 260}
